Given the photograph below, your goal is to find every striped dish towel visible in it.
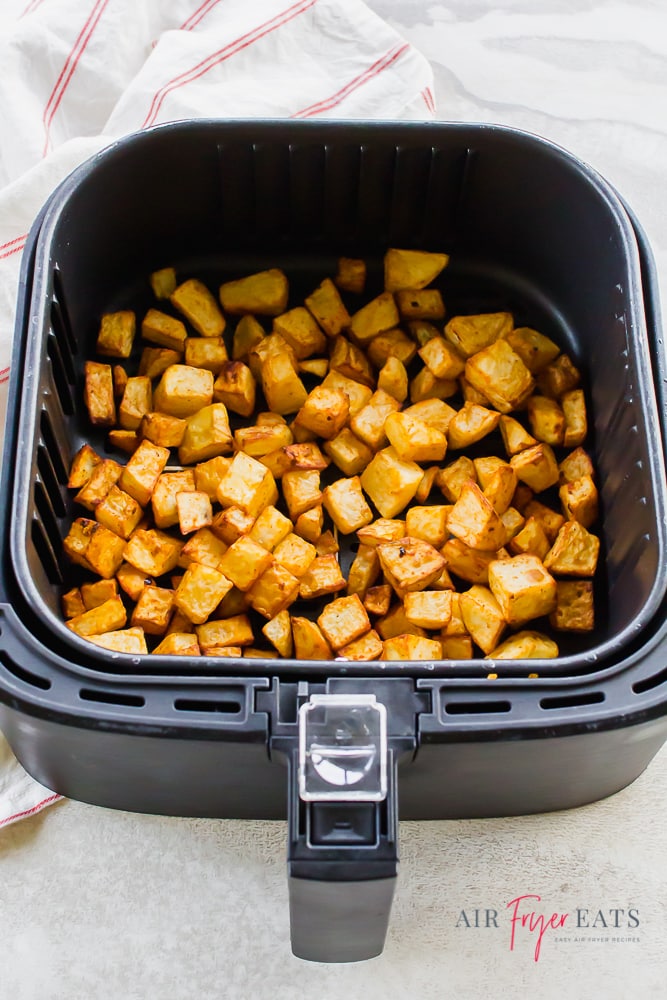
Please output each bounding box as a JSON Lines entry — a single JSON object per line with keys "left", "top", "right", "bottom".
{"left": 0, "top": 0, "right": 434, "bottom": 826}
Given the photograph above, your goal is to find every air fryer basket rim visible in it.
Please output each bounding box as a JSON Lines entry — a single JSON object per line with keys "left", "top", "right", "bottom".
{"left": 6, "top": 117, "right": 667, "bottom": 682}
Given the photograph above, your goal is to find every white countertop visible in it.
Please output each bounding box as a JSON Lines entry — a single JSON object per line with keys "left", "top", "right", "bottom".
{"left": 2, "top": 2, "right": 667, "bottom": 998}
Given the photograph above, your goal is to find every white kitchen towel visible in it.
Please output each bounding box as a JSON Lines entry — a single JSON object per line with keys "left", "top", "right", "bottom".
{"left": 0, "top": 0, "right": 434, "bottom": 826}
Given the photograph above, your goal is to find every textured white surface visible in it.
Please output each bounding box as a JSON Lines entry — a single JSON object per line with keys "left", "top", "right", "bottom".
{"left": 2, "top": 0, "right": 667, "bottom": 997}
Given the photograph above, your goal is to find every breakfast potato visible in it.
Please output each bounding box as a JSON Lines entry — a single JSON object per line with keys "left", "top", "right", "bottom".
{"left": 404, "top": 590, "right": 452, "bottom": 630}
{"left": 131, "top": 586, "right": 174, "bottom": 636}
{"left": 360, "top": 447, "right": 423, "bottom": 519}
{"left": 295, "top": 386, "right": 350, "bottom": 439}
{"left": 335, "top": 257, "right": 366, "bottom": 294}
{"left": 363, "top": 584, "right": 392, "bottom": 618}
{"left": 142, "top": 309, "right": 187, "bottom": 352}
{"left": 317, "top": 594, "right": 371, "bottom": 650}
{"left": 405, "top": 505, "right": 449, "bottom": 548}
{"left": 367, "top": 328, "right": 418, "bottom": 369}
{"left": 304, "top": 278, "right": 350, "bottom": 337}
{"left": 138, "top": 346, "right": 182, "bottom": 379}
{"left": 460, "top": 585, "right": 506, "bottom": 655}
{"left": 151, "top": 470, "right": 197, "bottom": 529}
{"left": 395, "top": 288, "right": 445, "bottom": 321}
{"left": 338, "top": 629, "right": 384, "bottom": 661}
{"left": 486, "top": 631, "right": 559, "bottom": 659}
{"left": 262, "top": 610, "right": 293, "bottom": 658}
{"left": 298, "top": 555, "right": 347, "bottom": 600}
{"left": 74, "top": 459, "right": 122, "bottom": 511}
{"left": 328, "top": 336, "right": 375, "bottom": 387}
{"left": 350, "top": 389, "right": 402, "bottom": 451}
{"left": 464, "top": 339, "right": 534, "bottom": 413}
{"left": 97, "top": 311, "right": 136, "bottom": 358}
{"left": 176, "top": 491, "right": 213, "bottom": 535}
{"left": 418, "top": 336, "right": 465, "bottom": 380}
{"left": 382, "top": 634, "right": 442, "bottom": 661}
{"left": 184, "top": 336, "right": 228, "bottom": 373}
{"left": 440, "top": 538, "right": 498, "bottom": 585}
{"left": 232, "top": 314, "right": 265, "bottom": 361}
{"left": 550, "top": 580, "right": 595, "bottom": 632}
{"left": 261, "top": 351, "right": 308, "bottom": 415}
{"left": 543, "top": 520, "right": 600, "bottom": 576}
{"left": 80, "top": 579, "right": 119, "bottom": 610}
{"left": 377, "top": 537, "right": 446, "bottom": 597}
{"left": 436, "top": 456, "right": 476, "bottom": 502}
{"left": 324, "top": 428, "right": 374, "bottom": 477}
{"left": 274, "top": 307, "right": 327, "bottom": 360}
{"left": 119, "top": 376, "right": 152, "bottom": 431}
{"left": 537, "top": 353, "right": 581, "bottom": 398}
{"left": 322, "top": 476, "right": 373, "bottom": 535}
{"left": 68, "top": 444, "right": 103, "bottom": 489}
{"left": 499, "top": 414, "right": 538, "bottom": 456}
{"left": 153, "top": 364, "right": 214, "bottom": 418}
{"left": 197, "top": 616, "right": 255, "bottom": 651}
{"left": 383, "top": 248, "right": 448, "bottom": 292}
{"left": 559, "top": 475, "right": 598, "bottom": 528}
{"left": 248, "top": 563, "right": 301, "bottom": 619}
{"left": 447, "top": 481, "right": 507, "bottom": 552}
{"left": 95, "top": 485, "right": 144, "bottom": 539}
{"left": 559, "top": 447, "right": 594, "bottom": 485}
{"left": 510, "top": 443, "right": 559, "bottom": 493}
{"left": 377, "top": 356, "right": 409, "bottom": 402}
{"left": 561, "top": 388, "right": 588, "bottom": 447}
{"left": 219, "top": 268, "right": 288, "bottom": 316}
{"left": 349, "top": 292, "right": 400, "bottom": 345}
{"left": 409, "top": 366, "right": 457, "bottom": 404}
{"left": 141, "top": 412, "right": 187, "bottom": 448}
{"left": 384, "top": 411, "right": 448, "bottom": 463}
{"left": 447, "top": 403, "right": 500, "bottom": 449}
{"left": 526, "top": 396, "right": 565, "bottom": 446}
{"left": 153, "top": 633, "right": 200, "bottom": 656}
{"left": 66, "top": 595, "right": 127, "bottom": 637}
{"left": 124, "top": 528, "right": 183, "bottom": 577}
{"left": 444, "top": 311, "right": 512, "bottom": 357}
{"left": 171, "top": 278, "right": 225, "bottom": 337}
{"left": 84, "top": 361, "right": 116, "bottom": 427}
{"left": 119, "top": 439, "right": 170, "bottom": 507}
{"left": 508, "top": 516, "right": 551, "bottom": 561}
{"left": 488, "top": 554, "right": 557, "bottom": 626}
{"left": 505, "top": 327, "right": 560, "bottom": 372}
{"left": 291, "top": 617, "right": 333, "bottom": 659}
{"left": 88, "top": 627, "right": 149, "bottom": 654}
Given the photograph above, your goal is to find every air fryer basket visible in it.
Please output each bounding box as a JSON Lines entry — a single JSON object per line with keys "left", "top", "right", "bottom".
{"left": 2, "top": 120, "right": 667, "bottom": 963}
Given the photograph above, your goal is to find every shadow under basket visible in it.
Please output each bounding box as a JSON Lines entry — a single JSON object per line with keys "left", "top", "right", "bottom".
{"left": 2, "top": 120, "right": 667, "bottom": 963}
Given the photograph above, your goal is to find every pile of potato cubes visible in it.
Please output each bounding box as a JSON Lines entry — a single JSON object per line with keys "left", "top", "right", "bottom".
{"left": 61, "top": 247, "right": 599, "bottom": 662}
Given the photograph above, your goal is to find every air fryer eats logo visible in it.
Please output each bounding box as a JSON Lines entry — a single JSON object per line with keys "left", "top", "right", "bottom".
{"left": 455, "top": 895, "right": 640, "bottom": 961}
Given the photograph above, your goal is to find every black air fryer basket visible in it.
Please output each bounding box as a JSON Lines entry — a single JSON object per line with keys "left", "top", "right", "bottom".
{"left": 2, "top": 121, "right": 667, "bottom": 963}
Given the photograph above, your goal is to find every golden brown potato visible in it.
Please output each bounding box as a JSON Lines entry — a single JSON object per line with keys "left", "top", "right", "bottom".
{"left": 317, "top": 594, "right": 371, "bottom": 650}
{"left": 304, "top": 278, "right": 351, "bottom": 337}
{"left": 142, "top": 309, "right": 187, "bottom": 352}
{"left": 298, "top": 555, "right": 347, "bottom": 600}
{"left": 74, "top": 459, "right": 122, "bottom": 511}
{"left": 346, "top": 543, "right": 381, "bottom": 599}
{"left": 395, "top": 288, "right": 445, "bottom": 321}
{"left": 383, "top": 248, "right": 448, "bottom": 292}
{"left": 150, "top": 267, "right": 177, "bottom": 300}
{"left": 446, "top": 481, "right": 508, "bottom": 552}
{"left": 334, "top": 257, "right": 366, "bottom": 294}
{"left": 465, "top": 339, "right": 534, "bottom": 413}
{"left": 488, "top": 554, "right": 557, "bottom": 626}
{"left": 460, "top": 585, "right": 506, "bottom": 655}
{"left": 543, "top": 521, "right": 600, "bottom": 577}
{"left": 550, "top": 580, "right": 594, "bottom": 632}
{"left": 322, "top": 476, "right": 373, "bottom": 535}
{"left": 262, "top": 610, "right": 293, "bottom": 658}
{"left": 337, "top": 629, "right": 384, "bottom": 661}
{"left": 131, "top": 586, "right": 174, "bottom": 636}
{"left": 360, "top": 447, "right": 423, "bottom": 519}
{"left": 382, "top": 634, "right": 442, "bottom": 661}
{"left": 404, "top": 590, "right": 452, "bottom": 630}
{"left": 377, "top": 537, "right": 446, "bottom": 598}
{"left": 510, "top": 443, "right": 559, "bottom": 493}
{"left": 173, "top": 564, "right": 233, "bottom": 624}
{"left": 328, "top": 336, "right": 375, "bottom": 387}
{"left": 559, "top": 475, "right": 598, "bottom": 528}
{"left": 217, "top": 536, "right": 274, "bottom": 591}
{"left": 526, "top": 396, "right": 565, "bottom": 446}
{"left": 84, "top": 361, "right": 116, "bottom": 427}
{"left": 248, "top": 563, "right": 301, "bottom": 619}
{"left": 349, "top": 292, "right": 400, "bottom": 345}
{"left": 153, "top": 364, "right": 214, "bottom": 418}
{"left": 377, "top": 356, "right": 409, "bottom": 402}
{"left": 444, "top": 311, "right": 512, "bottom": 358}
{"left": 97, "top": 311, "right": 136, "bottom": 359}
{"left": 217, "top": 452, "right": 278, "bottom": 518}
{"left": 505, "top": 327, "right": 560, "bottom": 372}
{"left": 447, "top": 403, "right": 500, "bottom": 450}
{"left": 153, "top": 633, "right": 200, "bottom": 656}
{"left": 486, "top": 631, "right": 559, "bottom": 659}
{"left": 66, "top": 595, "right": 127, "bottom": 637}
{"left": 88, "top": 627, "right": 148, "bottom": 654}
{"left": 219, "top": 269, "right": 288, "bottom": 316}
{"left": 350, "top": 389, "right": 402, "bottom": 452}
{"left": 291, "top": 617, "right": 333, "bottom": 659}
{"left": 138, "top": 346, "right": 182, "bottom": 379}
{"left": 197, "top": 615, "right": 255, "bottom": 651}
{"left": 384, "top": 411, "right": 448, "bottom": 463}
{"left": 171, "top": 278, "right": 225, "bottom": 337}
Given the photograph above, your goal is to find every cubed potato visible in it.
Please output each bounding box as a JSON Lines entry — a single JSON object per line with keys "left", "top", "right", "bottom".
{"left": 153, "top": 365, "right": 214, "bottom": 418}
{"left": 174, "top": 564, "right": 233, "bottom": 624}
{"left": 232, "top": 314, "right": 265, "bottom": 361}
{"left": 282, "top": 469, "right": 322, "bottom": 520}
{"left": 508, "top": 516, "right": 551, "bottom": 561}
{"left": 559, "top": 475, "right": 598, "bottom": 529}
{"left": 74, "top": 459, "right": 122, "bottom": 511}
{"left": 273, "top": 307, "right": 327, "bottom": 360}
{"left": 183, "top": 336, "right": 228, "bottom": 374}
{"left": 107, "top": 430, "right": 140, "bottom": 455}
{"left": 377, "top": 537, "right": 446, "bottom": 597}
{"left": 440, "top": 538, "right": 497, "bottom": 585}
{"left": 409, "top": 366, "right": 458, "bottom": 404}
{"left": 363, "top": 584, "right": 392, "bottom": 618}
{"left": 63, "top": 518, "right": 126, "bottom": 578}
{"left": 334, "top": 257, "right": 366, "bottom": 294}
{"left": 295, "top": 386, "right": 350, "bottom": 439}
{"left": 116, "top": 562, "right": 152, "bottom": 602}
{"left": 197, "top": 615, "right": 255, "bottom": 650}
{"left": 527, "top": 396, "right": 565, "bottom": 446}
{"left": 442, "top": 593, "right": 468, "bottom": 636}
{"left": 550, "top": 580, "right": 595, "bottom": 632}
{"left": 488, "top": 554, "right": 557, "bottom": 625}
{"left": 337, "top": 629, "right": 384, "bottom": 661}
{"left": 151, "top": 470, "right": 197, "bottom": 528}
{"left": 166, "top": 610, "right": 195, "bottom": 635}
{"left": 395, "top": 288, "right": 445, "bottom": 321}
{"left": 317, "top": 594, "right": 371, "bottom": 650}
{"left": 153, "top": 633, "right": 200, "bottom": 656}
{"left": 262, "top": 610, "right": 293, "bottom": 658}
{"left": 235, "top": 422, "right": 292, "bottom": 458}
{"left": 346, "top": 543, "right": 381, "bottom": 598}
{"left": 96, "top": 311, "right": 135, "bottom": 358}
{"left": 138, "top": 346, "right": 182, "bottom": 379}
{"left": 376, "top": 604, "right": 427, "bottom": 640}
{"left": 150, "top": 267, "right": 177, "bottom": 300}
{"left": 248, "top": 331, "right": 297, "bottom": 380}
{"left": 291, "top": 617, "right": 333, "bottom": 660}
{"left": 299, "top": 554, "right": 347, "bottom": 600}
{"left": 510, "top": 443, "right": 559, "bottom": 493}
{"left": 62, "top": 587, "right": 86, "bottom": 618}
{"left": 460, "top": 585, "right": 506, "bottom": 654}
{"left": 404, "top": 399, "right": 457, "bottom": 437}
{"left": 405, "top": 506, "right": 449, "bottom": 547}
{"left": 315, "top": 531, "right": 339, "bottom": 555}
{"left": 349, "top": 292, "right": 400, "bottom": 345}
{"left": 418, "top": 335, "right": 466, "bottom": 380}
{"left": 407, "top": 319, "right": 441, "bottom": 347}
{"left": 95, "top": 485, "right": 143, "bottom": 540}
{"left": 350, "top": 389, "right": 402, "bottom": 452}
{"left": 384, "top": 248, "right": 449, "bottom": 292}
{"left": 543, "top": 520, "right": 600, "bottom": 576}
{"left": 447, "top": 481, "right": 508, "bottom": 552}
{"left": 293, "top": 505, "right": 324, "bottom": 543}
{"left": 499, "top": 415, "right": 538, "bottom": 457}
{"left": 367, "top": 328, "right": 417, "bottom": 368}
{"left": 141, "top": 309, "right": 187, "bottom": 352}
{"left": 522, "top": 500, "right": 564, "bottom": 543}
{"left": 486, "top": 631, "right": 559, "bottom": 659}
{"left": 299, "top": 358, "right": 329, "bottom": 378}
{"left": 180, "top": 527, "right": 228, "bottom": 570}
{"left": 66, "top": 596, "right": 127, "bottom": 637}
{"left": 377, "top": 356, "right": 408, "bottom": 402}
{"left": 80, "top": 579, "right": 118, "bottom": 610}
{"left": 261, "top": 351, "right": 308, "bottom": 415}
{"left": 436, "top": 456, "right": 476, "bottom": 502}
{"left": 415, "top": 465, "right": 440, "bottom": 504}
{"left": 559, "top": 447, "right": 595, "bottom": 485}
{"left": 202, "top": 647, "right": 244, "bottom": 658}
{"left": 211, "top": 360, "right": 256, "bottom": 419}
{"left": 263, "top": 533, "right": 315, "bottom": 580}
{"left": 219, "top": 268, "right": 288, "bottom": 316}
{"left": 118, "top": 376, "right": 152, "bottom": 432}
{"left": 465, "top": 339, "right": 534, "bottom": 413}
{"left": 304, "top": 278, "right": 351, "bottom": 337}
{"left": 123, "top": 528, "right": 183, "bottom": 577}
{"left": 447, "top": 403, "right": 500, "bottom": 450}
{"left": 140, "top": 412, "right": 186, "bottom": 448}
{"left": 440, "top": 635, "right": 474, "bottom": 659}
{"left": 68, "top": 444, "right": 102, "bottom": 489}
{"left": 119, "top": 440, "right": 170, "bottom": 507}
{"left": 537, "top": 353, "right": 581, "bottom": 398}
{"left": 505, "top": 327, "right": 560, "bottom": 372}
{"left": 170, "top": 278, "right": 225, "bottom": 337}
{"left": 404, "top": 590, "right": 452, "bottom": 629}
{"left": 482, "top": 465, "right": 517, "bottom": 516}
{"left": 459, "top": 376, "right": 491, "bottom": 406}
{"left": 210, "top": 507, "right": 256, "bottom": 546}
{"left": 84, "top": 361, "right": 116, "bottom": 427}
{"left": 131, "top": 585, "right": 174, "bottom": 636}
{"left": 194, "top": 456, "right": 232, "bottom": 498}
{"left": 322, "top": 476, "right": 373, "bottom": 535}
{"left": 444, "top": 311, "right": 513, "bottom": 358}
{"left": 217, "top": 452, "right": 278, "bottom": 518}
{"left": 561, "top": 388, "right": 588, "bottom": 447}
{"left": 248, "top": 563, "right": 301, "bottom": 619}
{"left": 328, "top": 336, "right": 375, "bottom": 387}
{"left": 88, "top": 627, "right": 148, "bottom": 654}
{"left": 382, "top": 634, "right": 442, "bottom": 661}
{"left": 321, "top": 370, "right": 373, "bottom": 417}
{"left": 176, "top": 491, "right": 213, "bottom": 535}
{"left": 501, "top": 506, "right": 526, "bottom": 541}
{"left": 360, "top": 447, "right": 423, "bottom": 519}
{"left": 357, "top": 519, "right": 406, "bottom": 548}
{"left": 324, "top": 428, "right": 374, "bottom": 477}
{"left": 249, "top": 506, "right": 293, "bottom": 551}
{"left": 384, "top": 412, "right": 448, "bottom": 463}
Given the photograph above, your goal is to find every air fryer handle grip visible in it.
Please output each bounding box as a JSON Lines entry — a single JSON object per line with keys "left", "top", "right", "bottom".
{"left": 286, "top": 750, "right": 399, "bottom": 963}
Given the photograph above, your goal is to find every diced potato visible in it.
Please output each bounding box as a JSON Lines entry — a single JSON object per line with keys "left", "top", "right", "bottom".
{"left": 376, "top": 604, "right": 427, "bottom": 640}
{"left": 404, "top": 590, "right": 452, "bottom": 629}
{"left": 510, "top": 442, "right": 559, "bottom": 494}
{"left": 151, "top": 470, "right": 196, "bottom": 529}
{"left": 138, "top": 347, "right": 182, "bottom": 379}
{"left": 235, "top": 422, "right": 292, "bottom": 460}
{"left": 173, "top": 564, "right": 233, "bottom": 624}
{"left": 273, "top": 307, "right": 327, "bottom": 360}
{"left": 550, "top": 580, "right": 595, "bottom": 632}
{"left": 153, "top": 633, "right": 200, "bottom": 656}
{"left": 527, "top": 396, "right": 565, "bottom": 446}
{"left": 88, "top": 627, "right": 148, "bottom": 654}
{"left": 62, "top": 587, "right": 86, "bottom": 618}
{"left": 299, "top": 358, "right": 329, "bottom": 378}
{"left": 360, "top": 447, "right": 423, "bottom": 519}
{"left": 328, "top": 336, "right": 375, "bottom": 387}
{"left": 346, "top": 543, "right": 381, "bottom": 598}
{"left": 248, "top": 332, "right": 297, "bottom": 380}
{"left": 440, "top": 538, "right": 497, "bottom": 585}
{"left": 324, "top": 428, "right": 374, "bottom": 477}
{"left": 357, "top": 519, "right": 405, "bottom": 548}
{"left": 249, "top": 506, "right": 293, "bottom": 551}
{"left": 508, "top": 516, "right": 551, "bottom": 561}
{"left": 349, "top": 292, "right": 400, "bottom": 345}
{"left": 282, "top": 469, "right": 322, "bottom": 520}
{"left": 192, "top": 457, "right": 231, "bottom": 499}
{"left": 383, "top": 634, "right": 442, "bottom": 661}
{"left": 141, "top": 309, "right": 187, "bottom": 352}
{"left": 295, "top": 386, "right": 350, "bottom": 439}
{"left": 184, "top": 336, "right": 229, "bottom": 374}
{"left": 405, "top": 505, "right": 449, "bottom": 547}
{"left": 197, "top": 615, "right": 255, "bottom": 650}
{"left": 248, "top": 563, "right": 301, "bottom": 619}
{"left": 377, "top": 356, "right": 408, "bottom": 402}
{"left": 395, "top": 288, "right": 445, "bottom": 321}
{"left": 486, "top": 631, "right": 559, "bottom": 659}
{"left": 460, "top": 585, "right": 506, "bottom": 654}
{"left": 176, "top": 491, "right": 213, "bottom": 534}
{"left": 543, "top": 520, "right": 600, "bottom": 576}
{"left": 293, "top": 505, "right": 324, "bottom": 543}
{"left": 409, "top": 366, "right": 458, "bottom": 404}
{"left": 488, "top": 554, "right": 557, "bottom": 626}
{"left": 66, "top": 595, "right": 127, "bottom": 637}
{"left": 216, "top": 536, "right": 273, "bottom": 591}
{"left": 436, "top": 456, "right": 476, "bottom": 502}
{"left": 123, "top": 528, "right": 183, "bottom": 577}
{"left": 350, "top": 389, "right": 401, "bottom": 452}
{"left": 166, "top": 610, "right": 195, "bottom": 636}
{"left": 442, "top": 593, "right": 468, "bottom": 636}
{"left": 482, "top": 464, "right": 517, "bottom": 516}
{"left": 440, "top": 635, "right": 474, "bottom": 659}
{"left": 322, "top": 476, "right": 373, "bottom": 535}
{"left": 459, "top": 376, "right": 490, "bottom": 406}
{"left": 321, "top": 370, "right": 373, "bottom": 417}
{"left": 407, "top": 319, "right": 440, "bottom": 347}
{"left": 118, "top": 376, "right": 152, "bottom": 431}
{"left": 170, "top": 278, "right": 225, "bottom": 337}
{"left": 153, "top": 365, "right": 214, "bottom": 418}
{"left": 261, "top": 351, "right": 308, "bottom": 415}
{"left": 63, "top": 518, "right": 126, "bottom": 579}
{"left": 131, "top": 585, "right": 174, "bottom": 635}
{"left": 384, "top": 412, "right": 448, "bottom": 464}
{"left": 291, "top": 617, "right": 333, "bottom": 659}
{"left": 108, "top": 430, "right": 140, "bottom": 455}
{"left": 384, "top": 248, "right": 448, "bottom": 292}
{"left": 447, "top": 403, "right": 500, "bottom": 450}
{"left": 465, "top": 339, "right": 534, "bottom": 413}
{"left": 203, "top": 647, "right": 243, "bottom": 658}
{"left": 95, "top": 484, "right": 143, "bottom": 539}
{"left": 537, "top": 353, "right": 580, "bottom": 398}
{"left": 74, "top": 459, "right": 122, "bottom": 511}
{"left": 415, "top": 465, "right": 440, "bottom": 504}
{"left": 337, "top": 630, "right": 383, "bottom": 661}
{"left": 299, "top": 555, "right": 347, "bottom": 600}
{"left": 68, "top": 444, "right": 103, "bottom": 489}
{"left": 377, "top": 537, "right": 446, "bottom": 597}
{"left": 559, "top": 447, "right": 595, "bottom": 485}
{"left": 116, "top": 562, "right": 152, "bottom": 602}
{"left": 367, "top": 328, "right": 417, "bottom": 368}
{"left": 522, "top": 500, "right": 564, "bottom": 543}
{"left": 219, "top": 269, "right": 289, "bottom": 316}
{"left": 213, "top": 361, "right": 256, "bottom": 418}
{"left": 262, "top": 610, "right": 293, "bottom": 658}
{"left": 304, "top": 278, "right": 351, "bottom": 337}
{"left": 505, "top": 327, "right": 560, "bottom": 372}
{"left": 80, "top": 578, "right": 118, "bottom": 610}
{"left": 418, "top": 336, "right": 465, "bottom": 380}
{"left": 363, "top": 584, "right": 392, "bottom": 617}
{"left": 141, "top": 412, "right": 186, "bottom": 448}
{"left": 120, "top": 439, "right": 170, "bottom": 507}
{"left": 150, "top": 267, "right": 177, "bottom": 300}
{"left": 447, "top": 481, "right": 507, "bottom": 552}
{"left": 403, "top": 399, "right": 457, "bottom": 437}
{"left": 559, "top": 475, "right": 598, "bottom": 529}
{"left": 499, "top": 414, "right": 538, "bottom": 457}
{"left": 444, "top": 311, "right": 513, "bottom": 358}
{"left": 217, "top": 452, "right": 278, "bottom": 518}
{"left": 84, "top": 361, "right": 116, "bottom": 427}
{"left": 96, "top": 311, "right": 135, "bottom": 359}
{"left": 180, "top": 527, "right": 228, "bottom": 569}
{"left": 318, "top": 594, "right": 371, "bottom": 650}
{"left": 501, "top": 506, "right": 526, "bottom": 541}
{"left": 334, "top": 257, "right": 366, "bottom": 294}
{"left": 232, "top": 314, "right": 265, "bottom": 361}
{"left": 561, "top": 388, "right": 588, "bottom": 448}
{"left": 210, "top": 507, "right": 255, "bottom": 547}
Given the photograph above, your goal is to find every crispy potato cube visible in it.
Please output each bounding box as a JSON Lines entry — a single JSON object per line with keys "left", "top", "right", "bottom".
{"left": 262, "top": 610, "right": 293, "bottom": 658}
{"left": 334, "top": 257, "right": 366, "bottom": 294}
{"left": 395, "top": 288, "right": 445, "bottom": 321}
{"left": 282, "top": 469, "right": 322, "bottom": 520}
{"left": 194, "top": 456, "right": 232, "bottom": 497}
{"left": 291, "top": 617, "right": 333, "bottom": 659}
{"left": 88, "top": 627, "right": 148, "bottom": 654}
{"left": 459, "top": 375, "right": 491, "bottom": 406}
{"left": 249, "top": 506, "right": 293, "bottom": 551}
{"left": 328, "top": 337, "right": 375, "bottom": 387}
{"left": 96, "top": 311, "right": 135, "bottom": 358}
{"left": 66, "top": 596, "right": 127, "bottom": 638}
{"left": 460, "top": 585, "right": 506, "bottom": 655}
{"left": 304, "top": 278, "right": 351, "bottom": 337}
{"left": 488, "top": 554, "right": 557, "bottom": 625}
{"left": 527, "top": 396, "right": 565, "bottom": 446}
{"left": 295, "top": 386, "right": 350, "bottom": 439}
{"left": 322, "top": 476, "right": 373, "bottom": 535}
{"left": 203, "top": 647, "right": 243, "bottom": 658}
{"left": 118, "top": 376, "right": 152, "bottom": 431}
{"left": 210, "top": 507, "right": 255, "bottom": 546}
{"left": 197, "top": 615, "right": 255, "bottom": 650}
{"left": 357, "top": 519, "right": 405, "bottom": 548}
{"left": 436, "top": 457, "right": 476, "bottom": 502}
{"left": 407, "top": 319, "right": 440, "bottom": 347}
{"left": 367, "top": 328, "right": 417, "bottom": 369}
{"left": 180, "top": 527, "right": 228, "bottom": 570}
{"left": 499, "top": 415, "right": 538, "bottom": 457}
{"left": 363, "top": 584, "right": 392, "bottom": 618}
{"left": 510, "top": 443, "right": 559, "bottom": 493}
{"left": 404, "top": 590, "right": 452, "bottom": 630}
{"left": 447, "top": 403, "right": 500, "bottom": 450}
{"left": 141, "top": 309, "right": 187, "bottom": 352}
{"left": 559, "top": 475, "right": 598, "bottom": 528}
{"left": 349, "top": 292, "right": 400, "bottom": 346}
{"left": 501, "top": 506, "right": 526, "bottom": 542}
{"left": 166, "top": 610, "right": 195, "bottom": 636}
{"left": 74, "top": 459, "right": 122, "bottom": 511}
{"left": 174, "top": 564, "right": 233, "bottom": 624}
{"left": 561, "top": 389, "right": 587, "bottom": 448}
{"left": 68, "top": 444, "right": 102, "bottom": 489}
{"left": 559, "top": 447, "right": 595, "bottom": 485}
{"left": 522, "top": 500, "right": 564, "bottom": 543}
{"left": 150, "top": 267, "right": 177, "bottom": 299}
{"left": 299, "top": 358, "right": 329, "bottom": 378}
{"left": 482, "top": 464, "right": 517, "bottom": 516}
{"left": 219, "top": 269, "right": 288, "bottom": 316}
{"left": 212, "top": 361, "right": 256, "bottom": 418}
{"left": 403, "top": 401, "right": 456, "bottom": 439}
{"left": 153, "top": 633, "right": 200, "bottom": 656}
{"left": 248, "top": 563, "right": 300, "bottom": 619}
{"left": 384, "top": 411, "right": 448, "bottom": 464}
{"left": 377, "top": 537, "right": 446, "bottom": 597}
{"left": 440, "top": 635, "right": 474, "bottom": 659}
{"left": 170, "top": 279, "right": 225, "bottom": 337}
{"left": 447, "top": 481, "right": 508, "bottom": 552}
{"left": 317, "top": 594, "right": 371, "bottom": 650}
{"left": 376, "top": 604, "right": 427, "bottom": 640}
{"left": 141, "top": 412, "right": 186, "bottom": 448}
{"left": 249, "top": 331, "right": 297, "bottom": 379}
{"left": 418, "top": 336, "right": 465, "bottom": 380}
{"left": 116, "top": 562, "right": 152, "bottom": 602}
{"left": 346, "top": 543, "right": 381, "bottom": 599}
{"left": 543, "top": 521, "right": 600, "bottom": 576}
{"left": 377, "top": 356, "right": 408, "bottom": 403}
{"left": 486, "top": 631, "right": 559, "bottom": 659}
{"left": 80, "top": 578, "right": 118, "bottom": 610}
{"left": 324, "top": 428, "right": 374, "bottom": 477}
{"left": 178, "top": 403, "right": 234, "bottom": 465}
{"left": 440, "top": 538, "right": 496, "bottom": 584}
{"left": 62, "top": 587, "right": 86, "bottom": 618}
{"left": 273, "top": 307, "right": 327, "bottom": 360}
{"left": 184, "top": 336, "right": 228, "bottom": 374}
{"left": 299, "top": 554, "right": 347, "bottom": 600}
{"left": 63, "top": 519, "right": 125, "bottom": 578}
{"left": 405, "top": 506, "right": 449, "bottom": 547}
{"left": 151, "top": 470, "right": 196, "bottom": 529}
{"left": 232, "top": 314, "right": 265, "bottom": 361}
{"left": 217, "top": 536, "right": 273, "bottom": 591}
{"left": 465, "top": 339, "right": 534, "bottom": 413}
{"left": 217, "top": 452, "right": 278, "bottom": 518}
{"left": 442, "top": 593, "right": 468, "bottom": 636}
{"left": 138, "top": 346, "right": 182, "bottom": 379}
{"left": 537, "top": 353, "right": 581, "bottom": 399}
{"left": 153, "top": 364, "right": 214, "bottom": 418}
{"left": 131, "top": 586, "right": 174, "bottom": 636}
{"left": 124, "top": 528, "right": 183, "bottom": 577}
{"left": 119, "top": 440, "right": 169, "bottom": 507}
{"left": 508, "top": 516, "right": 551, "bottom": 561}
{"left": 349, "top": 389, "right": 401, "bottom": 451}
{"left": 95, "top": 485, "right": 143, "bottom": 539}
{"left": 384, "top": 248, "right": 448, "bottom": 292}
{"left": 550, "top": 580, "right": 595, "bottom": 632}
{"left": 360, "top": 447, "right": 423, "bottom": 519}
{"left": 444, "top": 311, "right": 513, "bottom": 358}
{"left": 294, "top": 505, "right": 324, "bottom": 543}
{"left": 176, "top": 491, "right": 213, "bottom": 535}
{"left": 261, "top": 351, "right": 309, "bottom": 415}
{"left": 84, "top": 361, "right": 116, "bottom": 427}
{"left": 108, "top": 430, "right": 140, "bottom": 455}
{"left": 337, "top": 629, "right": 384, "bottom": 661}
{"left": 505, "top": 327, "right": 560, "bottom": 372}
{"left": 382, "top": 634, "right": 442, "bottom": 661}
{"left": 415, "top": 465, "right": 440, "bottom": 504}
{"left": 409, "top": 366, "right": 457, "bottom": 404}
{"left": 322, "top": 371, "right": 373, "bottom": 417}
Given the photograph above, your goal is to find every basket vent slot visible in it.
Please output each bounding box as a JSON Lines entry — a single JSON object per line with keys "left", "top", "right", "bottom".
{"left": 540, "top": 691, "right": 605, "bottom": 710}
{"left": 632, "top": 668, "right": 667, "bottom": 695}
{"left": 80, "top": 688, "right": 145, "bottom": 708}
{"left": 444, "top": 700, "right": 511, "bottom": 715}
{"left": 37, "top": 443, "right": 66, "bottom": 517}
{"left": 0, "top": 652, "right": 51, "bottom": 690}
{"left": 39, "top": 408, "right": 69, "bottom": 485}
{"left": 51, "top": 267, "right": 78, "bottom": 358}
{"left": 31, "top": 513, "right": 63, "bottom": 585}
{"left": 174, "top": 697, "right": 241, "bottom": 715}
{"left": 46, "top": 328, "right": 75, "bottom": 415}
